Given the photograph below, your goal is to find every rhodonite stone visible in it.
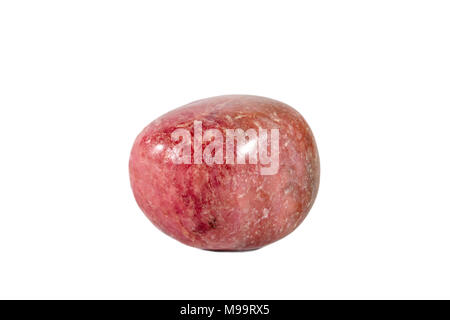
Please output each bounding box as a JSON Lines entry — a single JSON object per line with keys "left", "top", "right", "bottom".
{"left": 129, "top": 95, "right": 320, "bottom": 251}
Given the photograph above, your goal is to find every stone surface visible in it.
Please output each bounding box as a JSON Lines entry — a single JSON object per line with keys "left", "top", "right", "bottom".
{"left": 129, "top": 95, "right": 320, "bottom": 250}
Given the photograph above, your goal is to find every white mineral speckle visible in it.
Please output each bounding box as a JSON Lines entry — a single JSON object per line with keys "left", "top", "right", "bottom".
{"left": 284, "top": 185, "right": 293, "bottom": 194}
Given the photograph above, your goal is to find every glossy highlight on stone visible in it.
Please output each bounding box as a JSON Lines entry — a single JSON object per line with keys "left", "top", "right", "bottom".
{"left": 129, "top": 95, "right": 320, "bottom": 251}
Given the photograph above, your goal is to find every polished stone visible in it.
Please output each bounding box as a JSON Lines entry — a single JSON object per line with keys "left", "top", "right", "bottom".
{"left": 129, "top": 95, "right": 320, "bottom": 250}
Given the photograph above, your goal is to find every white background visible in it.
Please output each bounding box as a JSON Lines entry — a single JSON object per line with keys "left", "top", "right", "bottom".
{"left": 0, "top": 1, "right": 449, "bottom": 299}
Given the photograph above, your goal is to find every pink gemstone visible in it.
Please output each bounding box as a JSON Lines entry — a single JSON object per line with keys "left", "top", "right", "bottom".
{"left": 129, "top": 95, "right": 320, "bottom": 251}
